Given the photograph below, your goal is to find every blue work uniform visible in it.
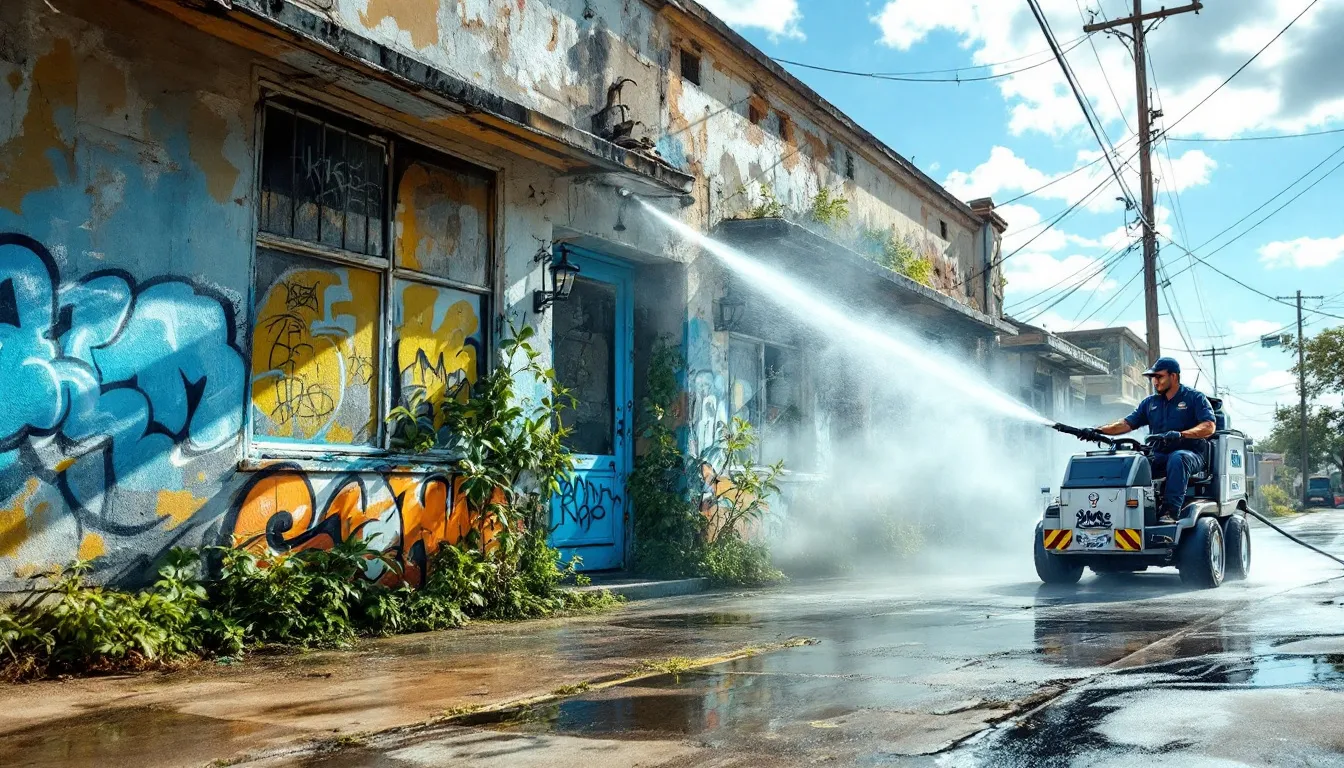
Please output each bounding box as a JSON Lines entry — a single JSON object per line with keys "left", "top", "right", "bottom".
{"left": 1124, "top": 385, "right": 1217, "bottom": 512}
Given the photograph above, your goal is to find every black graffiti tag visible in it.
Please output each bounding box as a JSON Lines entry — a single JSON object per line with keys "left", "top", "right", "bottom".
{"left": 1076, "top": 510, "right": 1112, "bottom": 528}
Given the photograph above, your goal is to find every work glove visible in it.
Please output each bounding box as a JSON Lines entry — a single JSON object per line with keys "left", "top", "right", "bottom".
{"left": 1156, "top": 430, "right": 1182, "bottom": 450}
{"left": 1078, "top": 428, "right": 1106, "bottom": 443}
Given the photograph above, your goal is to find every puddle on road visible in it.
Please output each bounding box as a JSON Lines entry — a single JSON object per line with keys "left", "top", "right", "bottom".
{"left": 0, "top": 705, "right": 279, "bottom": 768}
{"left": 1121, "top": 653, "right": 1344, "bottom": 688}
{"left": 457, "top": 653, "right": 943, "bottom": 740}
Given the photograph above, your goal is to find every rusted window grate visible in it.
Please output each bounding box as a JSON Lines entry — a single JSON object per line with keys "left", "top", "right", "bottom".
{"left": 260, "top": 104, "right": 387, "bottom": 257}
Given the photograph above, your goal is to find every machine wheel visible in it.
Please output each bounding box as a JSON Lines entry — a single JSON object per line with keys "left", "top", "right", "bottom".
{"left": 1035, "top": 523, "right": 1083, "bottom": 585}
{"left": 1177, "top": 517, "right": 1225, "bottom": 589}
{"left": 1222, "top": 514, "right": 1251, "bottom": 581}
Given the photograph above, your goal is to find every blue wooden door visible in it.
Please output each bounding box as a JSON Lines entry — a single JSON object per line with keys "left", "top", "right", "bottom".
{"left": 550, "top": 247, "right": 632, "bottom": 571}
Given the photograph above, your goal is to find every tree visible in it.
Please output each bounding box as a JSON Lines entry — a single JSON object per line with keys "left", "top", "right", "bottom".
{"left": 1261, "top": 404, "right": 1344, "bottom": 478}
{"left": 1296, "top": 326, "right": 1344, "bottom": 398}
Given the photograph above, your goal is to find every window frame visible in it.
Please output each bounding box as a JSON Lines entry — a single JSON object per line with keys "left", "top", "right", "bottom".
{"left": 726, "top": 333, "right": 814, "bottom": 473}
{"left": 244, "top": 93, "right": 497, "bottom": 465}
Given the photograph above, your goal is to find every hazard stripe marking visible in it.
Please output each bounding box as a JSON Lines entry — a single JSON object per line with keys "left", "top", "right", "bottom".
{"left": 1055, "top": 530, "right": 1073, "bottom": 550}
{"left": 1115, "top": 529, "right": 1142, "bottom": 550}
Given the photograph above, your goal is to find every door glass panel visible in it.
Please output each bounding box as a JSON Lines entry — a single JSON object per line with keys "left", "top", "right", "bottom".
{"left": 555, "top": 276, "right": 616, "bottom": 456}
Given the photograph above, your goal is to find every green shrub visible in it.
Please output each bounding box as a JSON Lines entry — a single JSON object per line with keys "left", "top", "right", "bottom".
{"left": 1262, "top": 484, "right": 1296, "bottom": 517}
{"left": 744, "top": 183, "right": 784, "bottom": 219}
{"left": 809, "top": 186, "right": 850, "bottom": 227}
{"left": 629, "top": 343, "right": 786, "bottom": 587}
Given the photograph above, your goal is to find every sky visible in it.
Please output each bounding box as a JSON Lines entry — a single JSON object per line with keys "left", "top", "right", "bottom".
{"left": 697, "top": 0, "right": 1344, "bottom": 440}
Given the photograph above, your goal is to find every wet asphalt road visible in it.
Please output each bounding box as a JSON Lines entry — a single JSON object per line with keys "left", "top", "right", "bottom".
{"left": 254, "top": 509, "right": 1344, "bottom": 768}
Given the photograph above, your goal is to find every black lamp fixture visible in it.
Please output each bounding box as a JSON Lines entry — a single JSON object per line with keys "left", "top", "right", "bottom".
{"left": 714, "top": 282, "right": 746, "bottom": 332}
{"left": 533, "top": 245, "right": 581, "bottom": 313}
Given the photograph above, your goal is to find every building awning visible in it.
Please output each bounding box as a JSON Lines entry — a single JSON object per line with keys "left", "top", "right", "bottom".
{"left": 999, "top": 321, "right": 1110, "bottom": 375}
{"left": 155, "top": 0, "right": 694, "bottom": 197}
{"left": 711, "top": 217, "right": 1016, "bottom": 337}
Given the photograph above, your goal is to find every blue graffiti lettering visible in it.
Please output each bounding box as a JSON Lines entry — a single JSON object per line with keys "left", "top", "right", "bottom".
{"left": 0, "top": 232, "right": 244, "bottom": 514}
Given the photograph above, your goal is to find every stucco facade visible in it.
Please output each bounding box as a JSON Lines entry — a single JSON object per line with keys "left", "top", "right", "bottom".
{"left": 0, "top": 0, "right": 1010, "bottom": 587}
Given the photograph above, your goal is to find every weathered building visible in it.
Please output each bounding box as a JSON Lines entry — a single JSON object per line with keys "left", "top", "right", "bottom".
{"left": 1058, "top": 327, "right": 1150, "bottom": 426}
{"left": 996, "top": 321, "right": 1109, "bottom": 489}
{"left": 0, "top": 0, "right": 1010, "bottom": 586}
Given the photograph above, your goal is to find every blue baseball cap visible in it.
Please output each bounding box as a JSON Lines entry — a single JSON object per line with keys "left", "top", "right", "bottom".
{"left": 1142, "top": 357, "right": 1181, "bottom": 377}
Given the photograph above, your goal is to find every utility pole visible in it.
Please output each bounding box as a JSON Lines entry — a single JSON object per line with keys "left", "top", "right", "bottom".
{"left": 1277, "top": 290, "right": 1325, "bottom": 507}
{"left": 1085, "top": 1, "right": 1203, "bottom": 364}
{"left": 1197, "top": 346, "right": 1227, "bottom": 396}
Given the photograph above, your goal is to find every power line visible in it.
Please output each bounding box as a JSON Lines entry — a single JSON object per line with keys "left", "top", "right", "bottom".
{"left": 1028, "top": 0, "right": 1142, "bottom": 216}
{"left": 1153, "top": 0, "right": 1322, "bottom": 141}
{"left": 1168, "top": 126, "right": 1344, "bottom": 143}
{"left": 1161, "top": 234, "right": 1344, "bottom": 321}
{"left": 1006, "top": 237, "right": 1137, "bottom": 314}
{"left": 772, "top": 36, "right": 1091, "bottom": 83}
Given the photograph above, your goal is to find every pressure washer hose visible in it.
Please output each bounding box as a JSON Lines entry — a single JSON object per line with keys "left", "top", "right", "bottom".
{"left": 1245, "top": 508, "right": 1344, "bottom": 568}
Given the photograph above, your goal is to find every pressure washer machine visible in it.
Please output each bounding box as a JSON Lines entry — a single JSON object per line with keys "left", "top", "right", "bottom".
{"left": 1036, "top": 398, "right": 1252, "bottom": 588}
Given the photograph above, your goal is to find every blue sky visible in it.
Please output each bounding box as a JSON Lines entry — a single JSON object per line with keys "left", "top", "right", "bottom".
{"left": 700, "top": 0, "right": 1344, "bottom": 439}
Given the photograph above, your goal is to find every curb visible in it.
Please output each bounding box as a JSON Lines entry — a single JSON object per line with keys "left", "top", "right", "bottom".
{"left": 568, "top": 577, "right": 710, "bottom": 601}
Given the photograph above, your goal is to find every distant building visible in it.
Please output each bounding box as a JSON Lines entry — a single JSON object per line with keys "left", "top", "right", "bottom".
{"left": 1057, "top": 327, "right": 1150, "bottom": 425}
{"left": 996, "top": 321, "right": 1109, "bottom": 490}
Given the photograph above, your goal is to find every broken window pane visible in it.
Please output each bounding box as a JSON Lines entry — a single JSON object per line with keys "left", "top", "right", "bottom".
{"left": 250, "top": 248, "right": 381, "bottom": 446}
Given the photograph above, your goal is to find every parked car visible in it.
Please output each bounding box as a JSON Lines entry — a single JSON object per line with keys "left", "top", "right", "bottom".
{"left": 1305, "top": 476, "right": 1334, "bottom": 508}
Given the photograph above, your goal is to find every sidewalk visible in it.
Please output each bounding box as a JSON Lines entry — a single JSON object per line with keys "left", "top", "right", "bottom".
{"left": 0, "top": 590, "right": 775, "bottom": 768}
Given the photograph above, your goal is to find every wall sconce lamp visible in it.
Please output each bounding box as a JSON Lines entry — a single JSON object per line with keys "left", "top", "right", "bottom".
{"left": 714, "top": 282, "right": 746, "bottom": 332}
{"left": 533, "top": 246, "right": 581, "bottom": 313}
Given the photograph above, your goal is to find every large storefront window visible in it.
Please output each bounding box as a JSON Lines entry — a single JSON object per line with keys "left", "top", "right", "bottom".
{"left": 250, "top": 99, "right": 492, "bottom": 453}
{"left": 727, "top": 336, "right": 814, "bottom": 471}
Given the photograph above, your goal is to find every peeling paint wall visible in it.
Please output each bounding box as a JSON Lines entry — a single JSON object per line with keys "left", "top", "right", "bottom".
{"left": 327, "top": 0, "right": 989, "bottom": 306}
{"left": 0, "top": 0, "right": 577, "bottom": 589}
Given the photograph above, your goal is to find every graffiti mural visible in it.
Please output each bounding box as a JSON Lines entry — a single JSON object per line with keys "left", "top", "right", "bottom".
{"left": 226, "top": 463, "right": 496, "bottom": 586}
{"left": 0, "top": 233, "right": 245, "bottom": 566}
{"left": 250, "top": 249, "right": 380, "bottom": 445}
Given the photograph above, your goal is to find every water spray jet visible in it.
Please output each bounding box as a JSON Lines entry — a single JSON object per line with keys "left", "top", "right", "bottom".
{"left": 638, "top": 200, "right": 1053, "bottom": 427}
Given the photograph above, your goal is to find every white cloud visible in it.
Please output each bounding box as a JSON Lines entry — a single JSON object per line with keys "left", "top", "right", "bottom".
{"left": 1229, "top": 319, "right": 1284, "bottom": 343}
{"left": 699, "top": 0, "right": 805, "bottom": 40}
{"left": 1003, "top": 251, "right": 1118, "bottom": 294}
{"left": 1258, "top": 235, "right": 1344, "bottom": 269}
{"left": 870, "top": 0, "right": 1344, "bottom": 139}
{"left": 1250, "top": 370, "right": 1296, "bottom": 391}
{"left": 945, "top": 147, "right": 1214, "bottom": 216}
{"left": 997, "top": 202, "right": 1101, "bottom": 253}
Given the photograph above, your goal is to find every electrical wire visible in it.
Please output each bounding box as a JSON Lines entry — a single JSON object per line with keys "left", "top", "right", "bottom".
{"left": 1161, "top": 234, "right": 1344, "bottom": 321}
{"left": 1168, "top": 126, "right": 1344, "bottom": 143}
{"left": 1152, "top": 0, "right": 1323, "bottom": 142}
{"left": 1028, "top": 0, "right": 1143, "bottom": 217}
{"left": 772, "top": 36, "right": 1091, "bottom": 83}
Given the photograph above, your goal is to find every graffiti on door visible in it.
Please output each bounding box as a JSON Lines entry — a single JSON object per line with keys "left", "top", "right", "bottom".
{"left": 555, "top": 474, "right": 620, "bottom": 533}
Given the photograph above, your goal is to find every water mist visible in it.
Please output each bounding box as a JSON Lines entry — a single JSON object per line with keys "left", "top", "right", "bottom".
{"left": 641, "top": 199, "right": 1059, "bottom": 579}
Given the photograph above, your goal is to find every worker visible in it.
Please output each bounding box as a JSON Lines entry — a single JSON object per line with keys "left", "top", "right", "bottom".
{"left": 1080, "top": 357, "right": 1216, "bottom": 524}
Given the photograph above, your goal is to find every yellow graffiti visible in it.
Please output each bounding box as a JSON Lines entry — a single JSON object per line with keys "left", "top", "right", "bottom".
{"left": 394, "top": 161, "right": 487, "bottom": 275}
{"left": 396, "top": 283, "right": 479, "bottom": 417}
{"left": 156, "top": 489, "right": 209, "bottom": 531}
{"left": 251, "top": 266, "right": 379, "bottom": 442}
{"left": 77, "top": 533, "right": 106, "bottom": 561}
{"left": 0, "top": 479, "right": 41, "bottom": 558}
